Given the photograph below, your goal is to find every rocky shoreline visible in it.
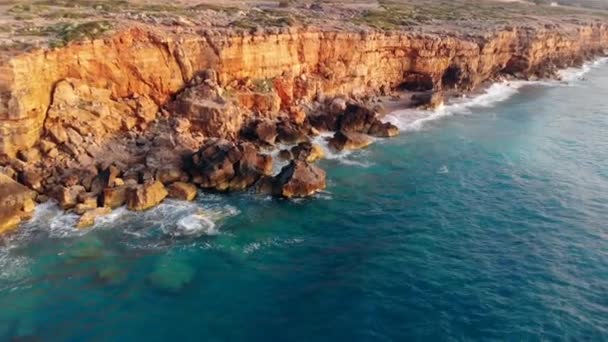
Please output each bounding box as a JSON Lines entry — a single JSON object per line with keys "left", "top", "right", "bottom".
{"left": 1, "top": 22, "right": 608, "bottom": 233}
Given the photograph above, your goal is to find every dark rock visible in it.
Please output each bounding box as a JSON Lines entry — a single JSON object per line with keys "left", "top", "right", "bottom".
{"left": 276, "top": 120, "right": 309, "bottom": 144}
{"left": 369, "top": 121, "right": 400, "bottom": 138}
{"left": 278, "top": 149, "right": 293, "bottom": 160}
{"left": 338, "top": 104, "right": 377, "bottom": 133}
{"left": 186, "top": 139, "right": 272, "bottom": 191}
{"left": 273, "top": 160, "right": 326, "bottom": 198}
{"left": 19, "top": 169, "right": 43, "bottom": 191}
{"left": 167, "top": 182, "right": 197, "bottom": 201}
{"left": 291, "top": 142, "right": 325, "bottom": 162}
{"left": 411, "top": 91, "right": 444, "bottom": 109}
{"left": 253, "top": 120, "right": 278, "bottom": 145}
{"left": 328, "top": 131, "right": 373, "bottom": 151}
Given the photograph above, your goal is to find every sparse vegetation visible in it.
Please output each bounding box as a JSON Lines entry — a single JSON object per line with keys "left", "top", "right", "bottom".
{"left": 352, "top": 0, "right": 607, "bottom": 30}
{"left": 232, "top": 9, "right": 297, "bottom": 30}
{"left": 15, "top": 21, "right": 113, "bottom": 47}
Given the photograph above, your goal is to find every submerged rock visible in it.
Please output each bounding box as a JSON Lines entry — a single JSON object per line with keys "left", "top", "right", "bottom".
{"left": 96, "top": 264, "right": 127, "bottom": 286}
{"left": 147, "top": 257, "right": 195, "bottom": 293}
{"left": 66, "top": 235, "right": 106, "bottom": 261}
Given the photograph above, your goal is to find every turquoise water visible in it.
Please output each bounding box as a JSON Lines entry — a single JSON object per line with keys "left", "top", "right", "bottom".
{"left": 1, "top": 61, "right": 608, "bottom": 341}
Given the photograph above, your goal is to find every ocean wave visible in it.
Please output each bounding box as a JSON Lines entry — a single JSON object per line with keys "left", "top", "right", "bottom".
{"left": 311, "top": 133, "right": 375, "bottom": 168}
{"left": 558, "top": 57, "right": 608, "bottom": 82}
{"left": 385, "top": 57, "right": 608, "bottom": 132}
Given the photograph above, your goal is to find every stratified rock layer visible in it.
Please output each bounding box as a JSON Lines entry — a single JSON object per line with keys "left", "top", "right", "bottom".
{"left": 1, "top": 24, "right": 608, "bottom": 156}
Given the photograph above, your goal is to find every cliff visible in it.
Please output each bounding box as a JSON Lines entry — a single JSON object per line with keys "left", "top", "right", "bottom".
{"left": 1, "top": 23, "right": 607, "bottom": 157}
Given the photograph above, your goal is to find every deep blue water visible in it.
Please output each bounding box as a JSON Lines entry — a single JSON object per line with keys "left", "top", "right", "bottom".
{"left": 1, "top": 61, "right": 608, "bottom": 341}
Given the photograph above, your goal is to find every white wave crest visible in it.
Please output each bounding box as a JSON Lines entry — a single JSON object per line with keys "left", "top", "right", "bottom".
{"left": 558, "top": 57, "right": 608, "bottom": 82}
{"left": 385, "top": 56, "right": 608, "bottom": 132}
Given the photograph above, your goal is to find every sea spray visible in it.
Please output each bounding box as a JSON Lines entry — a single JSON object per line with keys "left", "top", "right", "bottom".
{"left": 385, "top": 57, "right": 608, "bottom": 133}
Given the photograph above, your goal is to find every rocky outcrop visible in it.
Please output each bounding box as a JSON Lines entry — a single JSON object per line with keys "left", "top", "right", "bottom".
{"left": 167, "top": 182, "right": 198, "bottom": 201}
{"left": 1, "top": 24, "right": 607, "bottom": 157}
{"left": 185, "top": 139, "right": 272, "bottom": 191}
{"left": 0, "top": 173, "right": 36, "bottom": 233}
{"left": 269, "top": 161, "right": 327, "bottom": 198}
{"left": 411, "top": 91, "right": 445, "bottom": 109}
{"left": 329, "top": 131, "right": 373, "bottom": 151}
{"left": 126, "top": 181, "right": 169, "bottom": 211}
{"left": 0, "top": 20, "right": 607, "bottom": 233}
{"left": 291, "top": 142, "right": 325, "bottom": 163}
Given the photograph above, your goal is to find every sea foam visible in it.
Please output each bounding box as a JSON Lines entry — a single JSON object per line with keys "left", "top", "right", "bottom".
{"left": 384, "top": 57, "right": 608, "bottom": 132}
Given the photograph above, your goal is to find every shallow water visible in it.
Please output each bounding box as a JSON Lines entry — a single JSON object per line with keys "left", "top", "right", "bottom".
{"left": 1, "top": 60, "right": 608, "bottom": 340}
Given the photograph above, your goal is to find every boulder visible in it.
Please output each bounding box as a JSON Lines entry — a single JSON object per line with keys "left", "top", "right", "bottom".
{"left": 411, "top": 91, "right": 444, "bottom": 109}
{"left": 291, "top": 142, "right": 325, "bottom": 163}
{"left": 167, "top": 182, "right": 198, "bottom": 201}
{"left": 102, "top": 186, "right": 127, "bottom": 209}
{"left": 273, "top": 161, "right": 326, "bottom": 198}
{"left": 18, "top": 168, "right": 43, "bottom": 191}
{"left": 52, "top": 185, "right": 86, "bottom": 209}
{"left": 338, "top": 104, "right": 377, "bottom": 133}
{"left": 369, "top": 121, "right": 400, "bottom": 138}
{"left": 328, "top": 131, "right": 373, "bottom": 151}
{"left": 156, "top": 167, "right": 184, "bottom": 185}
{"left": 228, "top": 142, "right": 273, "bottom": 191}
{"left": 17, "top": 148, "right": 41, "bottom": 163}
{"left": 186, "top": 139, "right": 272, "bottom": 191}
{"left": 126, "top": 181, "right": 168, "bottom": 211}
{"left": 77, "top": 207, "right": 112, "bottom": 229}
{"left": 168, "top": 83, "right": 243, "bottom": 139}
{"left": 0, "top": 174, "right": 36, "bottom": 234}
{"left": 74, "top": 192, "right": 99, "bottom": 215}
{"left": 276, "top": 120, "right": 309, "bottom": 144}
{"left": 253, "top": 120, "right": 278, "bottom": 145}
{"left": 310, "top": 111, "right": 340, "bottom": 132}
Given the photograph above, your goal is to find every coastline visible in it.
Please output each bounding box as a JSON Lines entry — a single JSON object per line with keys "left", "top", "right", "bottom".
{"left": 1, "top": 54, "right": 606, "bottom": 238}
{"left": 0, "top": 21, "right": 608, "bottom": 233}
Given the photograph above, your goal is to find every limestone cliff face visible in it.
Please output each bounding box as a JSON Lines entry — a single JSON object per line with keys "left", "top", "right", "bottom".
{"left": 1, "top": 23, "right": 607, "bottom": 156}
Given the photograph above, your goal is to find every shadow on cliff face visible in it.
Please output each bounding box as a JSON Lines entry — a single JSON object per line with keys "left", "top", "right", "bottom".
{"left": 398, "top": 72, "right": 435, "bottom": 92}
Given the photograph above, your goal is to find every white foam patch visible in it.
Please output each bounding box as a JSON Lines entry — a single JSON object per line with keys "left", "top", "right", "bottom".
{"left": 311, "top": 132, "right": 375, "bottom": 168}
{"left": 385, "top": 56, "right": 608, "bottom": 132}
{"left": 384, "top": 81, "right": 530, "bottom": 132}
{"left": 243, "top": 237, "right": 304, "bottom": 254}
{"left": 176, "top": 214, "right": 218, "bottom": 236}
{"left": 558, "top": 57, "right": 608, "bottom": 82}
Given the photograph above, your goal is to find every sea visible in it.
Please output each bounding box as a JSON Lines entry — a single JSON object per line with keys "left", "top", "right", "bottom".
{"left": 1, "top": 59, "right": 607, "bottom": 341}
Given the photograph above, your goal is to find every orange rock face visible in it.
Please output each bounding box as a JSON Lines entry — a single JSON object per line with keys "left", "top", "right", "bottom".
{"left": 1, "top": 24, "right": 607, "bottom": 157}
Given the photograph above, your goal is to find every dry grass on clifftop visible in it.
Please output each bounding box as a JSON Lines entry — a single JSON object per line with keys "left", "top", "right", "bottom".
{"left": 0, "top": 0, "right": 607, "bottom": 53}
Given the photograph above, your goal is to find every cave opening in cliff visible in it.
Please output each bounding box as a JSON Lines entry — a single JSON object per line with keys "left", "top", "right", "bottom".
{"left": 441, "top": 65, "right": 462, "bottom": 89}
{"left": 398, "top": 73, "right": 435, "bottom": 92}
